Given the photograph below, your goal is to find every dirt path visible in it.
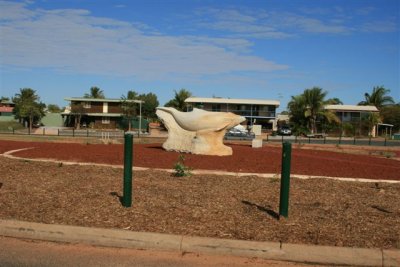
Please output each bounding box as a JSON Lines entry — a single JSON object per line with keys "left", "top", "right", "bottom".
{"left": 1, "top": 140, "right": 399, "bottom": 180}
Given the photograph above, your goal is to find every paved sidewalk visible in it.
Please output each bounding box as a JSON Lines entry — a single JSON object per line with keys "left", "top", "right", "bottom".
{"left": 0, "top": 220, "right": 399, "bottom": 266}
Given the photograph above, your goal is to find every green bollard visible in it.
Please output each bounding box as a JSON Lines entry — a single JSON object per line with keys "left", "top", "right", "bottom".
{"left": 279, "top": 142, "right": 292, "bottom": 218}
{"left": 122, "top": 133, "right": 133, "bottom": 207}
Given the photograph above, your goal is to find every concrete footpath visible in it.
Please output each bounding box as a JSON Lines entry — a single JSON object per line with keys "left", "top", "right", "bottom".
{"left": 0, "top": 220, "right": 398, "bottom": 266}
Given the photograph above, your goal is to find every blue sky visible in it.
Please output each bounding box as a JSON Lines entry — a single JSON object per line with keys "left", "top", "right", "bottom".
{"left": 1, "top": 0, "right": 399, "bottom": 111}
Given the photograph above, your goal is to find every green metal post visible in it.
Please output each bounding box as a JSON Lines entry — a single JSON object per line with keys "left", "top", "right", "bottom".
{"left": 279, "top": 142, "right": 292, "bottom": 218}
{"left": 368, "top": 136, "right": 371, "bottom": 146}
{"left": 339, "top": 134, "right": 342, "bottom": 145}
{"left": 281, "top": 135, "right": 284, "bottom": 143}
{"left": 353, "top": 136, "right": 356, "bottom": 145}
{"left": 384, "top": 138, "right": 387, "bottom": 147}
{"left": 122, "top": 133, "right": 133, "bottom": 207}
{"left": 73, "top": 128, "right": 75, "bottom": 137}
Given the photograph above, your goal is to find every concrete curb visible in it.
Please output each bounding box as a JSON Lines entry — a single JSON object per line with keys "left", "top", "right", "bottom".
{"left": 0, "top": 220, "right": 399, "bottom": 266}
{"left": 2, "top": 148, "right": 400, "bottom": 184}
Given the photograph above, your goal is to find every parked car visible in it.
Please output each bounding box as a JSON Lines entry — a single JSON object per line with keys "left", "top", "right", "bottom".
{"left": 224, "top": 128, "right": 255, "bottom": 140}
{"left": 278, "top": 126, "right": 292, "bottom": 136}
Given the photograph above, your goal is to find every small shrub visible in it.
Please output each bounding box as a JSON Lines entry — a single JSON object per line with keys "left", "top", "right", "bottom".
{"left": 173, "top": 154, "right": 192, "bottom": 177}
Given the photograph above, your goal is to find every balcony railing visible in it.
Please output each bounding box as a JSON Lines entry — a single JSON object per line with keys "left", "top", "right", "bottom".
{"left": 201, "top": 108, "right": 275, "bottom": 118}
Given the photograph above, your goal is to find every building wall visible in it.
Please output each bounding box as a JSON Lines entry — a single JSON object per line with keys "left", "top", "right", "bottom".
{"left": 93, "top": 117, "right": 117, "bottom": 129}
{"left": 188, "top": 101, "right": 277, "bottom": 130}
{"left": 72, "top": 101, "right": 123, "bottom": 114}
{"left": 189, "top": 102, "right": 276, "bottom": 118}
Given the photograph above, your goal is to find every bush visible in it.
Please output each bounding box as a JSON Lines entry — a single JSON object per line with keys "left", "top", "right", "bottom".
{"left": 173, "top": 154, "right": 192, "bottom": 177}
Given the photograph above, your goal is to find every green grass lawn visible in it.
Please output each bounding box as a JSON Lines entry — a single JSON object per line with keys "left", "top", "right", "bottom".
{"left": 0, "top": 121, "right": 24, "bottom": 131}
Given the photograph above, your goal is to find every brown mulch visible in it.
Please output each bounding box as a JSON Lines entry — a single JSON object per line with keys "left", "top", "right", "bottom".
{"left": 0, "top": 156, "right": 399, "bottom": 249}
{"left": 1, "top": 140, "right": 400, "bottom": 180}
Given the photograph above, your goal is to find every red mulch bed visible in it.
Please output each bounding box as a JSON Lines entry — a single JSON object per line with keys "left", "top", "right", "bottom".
{"left": 1, "top": 140, "right": 399, "bottom": 180}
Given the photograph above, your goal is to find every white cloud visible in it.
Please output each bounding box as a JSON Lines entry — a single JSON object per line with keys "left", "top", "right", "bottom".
{"left": 194, "top": 6, "right": 397, "bottom": 38}
{"left": 362, "top": 19, "right": 397, "bottom": 33}
{"left": 0, "top": 1, "right": 288, "bottom": 79}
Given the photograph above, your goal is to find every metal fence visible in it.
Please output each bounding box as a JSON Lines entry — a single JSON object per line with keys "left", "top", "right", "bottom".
{"left": 265, "top": 135, "right": 400, "bottom": 147}
{"left": 0, "top": 128, "right": 128, "bottom": 139}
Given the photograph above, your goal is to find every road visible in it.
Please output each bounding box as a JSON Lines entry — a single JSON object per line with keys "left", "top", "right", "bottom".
{"left": 0, "top": 236, "right": 320, "bottom": 267}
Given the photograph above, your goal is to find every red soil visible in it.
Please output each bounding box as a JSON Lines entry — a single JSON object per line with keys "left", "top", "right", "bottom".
{"left": 1, "top": 140, "right": 399, "bottom": 180}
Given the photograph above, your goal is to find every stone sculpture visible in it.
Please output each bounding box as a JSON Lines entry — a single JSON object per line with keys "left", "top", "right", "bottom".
{"left": 156, "top": 107, "right": 245, "bottom": 156}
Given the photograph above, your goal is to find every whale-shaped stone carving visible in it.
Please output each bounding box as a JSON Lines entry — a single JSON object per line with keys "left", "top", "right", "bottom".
{"left": 156, "top": 107, "right": 245, "bottom": 156}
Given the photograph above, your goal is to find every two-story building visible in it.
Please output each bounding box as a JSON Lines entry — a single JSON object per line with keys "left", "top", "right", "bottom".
{"left": 184, "top": 97, "right": 280, "bottom": 131}
{"left": 63, "top": 97, "right": 143, "bottom": 129}
{"left": 0, "top": 100, "right": 15, "bottom": 117}
{"left": 324, "top": 104, "right": 379, "bottom": 136}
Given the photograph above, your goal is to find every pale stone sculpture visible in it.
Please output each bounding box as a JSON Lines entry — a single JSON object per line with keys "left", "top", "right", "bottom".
{"left": 156, "top": 107, "right": 245, "bottom": 156}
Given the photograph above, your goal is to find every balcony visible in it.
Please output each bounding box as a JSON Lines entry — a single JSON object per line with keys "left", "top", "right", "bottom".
{"left": 201, "top": 108, "right": 275, "bottom": 118}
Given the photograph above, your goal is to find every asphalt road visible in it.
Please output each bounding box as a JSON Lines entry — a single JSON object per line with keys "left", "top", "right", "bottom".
{"left": 0, "top": 236, "right": 320, "bottom": 267}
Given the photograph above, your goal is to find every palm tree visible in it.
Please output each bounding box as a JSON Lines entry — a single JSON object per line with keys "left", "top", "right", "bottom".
{"left": 303, "top": 87, "right": 328, "bottom": 134}
{"left": 164, "top": 89, "right": 192, "bottom": 111}
{"left": 358, "top": 86, "right": 394, "bottom": 109}
{"left": 84, "top": 86, "right": 105, "bottom": 99}
{"left": 288, "top": 95, "right": 308, "bottom": 134}
{"left": 288, "top": 87, "right": 340, "bottom": 135}
{"left": 325, "top": 97, "right": 343, "bottom": 105}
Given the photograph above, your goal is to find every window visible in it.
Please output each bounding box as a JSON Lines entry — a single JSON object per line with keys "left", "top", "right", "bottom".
{"left": 212, "top": 104, "right": 221, "bottom": 112}
{"left": 83, "top": 102, "right": 91, "bottom": 109}
{"left": 102, "top": 117, "right": 110, "bottom": 124}
{"left": 103, "top": 102, "right": 108, "bottom": 113}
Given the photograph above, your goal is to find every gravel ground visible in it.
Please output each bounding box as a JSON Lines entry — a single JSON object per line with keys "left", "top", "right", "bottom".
{"left": 1, "top": 156, "right": 399, "bottom": 249}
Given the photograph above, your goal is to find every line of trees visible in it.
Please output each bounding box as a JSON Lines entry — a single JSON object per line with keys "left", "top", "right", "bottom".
{"left": 5, "top": 86, "right": 399, "bottom": 134}
{"left": 287, "top": 86, "right": 398, "bottom": 135}
{"left": 7, "top": 86, "right": 187, "bottom": 130}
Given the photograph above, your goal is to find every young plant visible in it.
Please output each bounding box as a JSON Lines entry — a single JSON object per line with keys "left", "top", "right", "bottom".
{"left": 173, "top": 154, "right": 192, "bottom": 177}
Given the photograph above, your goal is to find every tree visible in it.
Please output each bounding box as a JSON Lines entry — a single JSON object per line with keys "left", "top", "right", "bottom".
{"left": 122, "top": 90, "right": 160, "bottom": 125}
{"left": 303, "top": 87, "right": 328, "bottom": 134}
{"left": 325, "top": 98, "right": 343, "bottom": 105}
{"left": 70, "top": 102, "right": 85, "bottom": 129}
{"left": 288, "top": 95, "right": 308, "bottom": 135}
{"left": 127, "top": 90, "right": 138, "bottom": 100}
{"left": 12, "top": 88, "right": 45, "bottom": 131}
{"left": 120, "top": 95, "right": 138, "bottom": 131}
{"left": 380, "top": 104, "right": 400, "bottom": 132}
{"left": 358, "top": 86, "right": 394, "bottom": 109}
{"left": 137, "top": 93, "right": 159, "bottom": 119}
{"left": 47, "top": 104, "right": 62, "bottom": 113}
{"left": 84, "top": 86, "right": 105, "bottom": 99}
{"left": 288, "top": 87, "right": 339, "bottom": 135}
{"left": 1, "top": 96, "right": 10, "bottom": 102}
{"left": 164, "top": 89, "right": 192, "bottom": 111}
